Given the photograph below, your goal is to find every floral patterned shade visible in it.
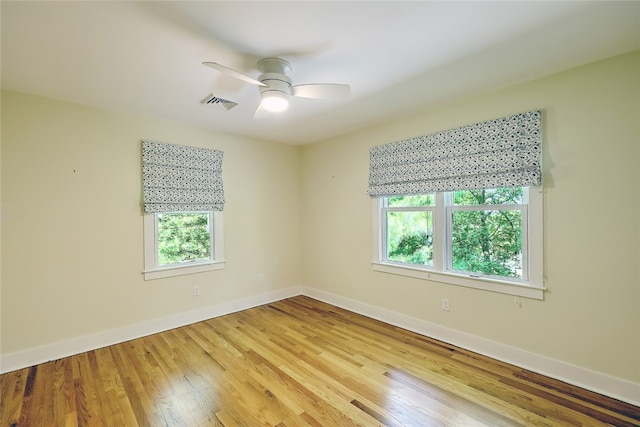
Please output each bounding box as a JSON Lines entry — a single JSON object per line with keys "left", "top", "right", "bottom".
{"left": 142, "top": 140, "right": 224, "bottom": 212}
{"left": 368, "top": 110, "right": 542, "bottom": 197}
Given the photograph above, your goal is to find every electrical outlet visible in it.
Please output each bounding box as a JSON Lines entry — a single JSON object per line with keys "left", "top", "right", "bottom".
{"left": 193, "top": 286, "right": 200, "bottom": 297}
{"left": 258, "top": 274, "right": 264, "bottom": 284}
{"left": 441, "top": 298, "right": 450, "bottom": 311}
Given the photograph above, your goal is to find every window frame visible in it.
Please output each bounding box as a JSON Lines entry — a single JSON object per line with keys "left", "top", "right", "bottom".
{"left": 143, "top": 210, "right": 225, "bottom": 280}
{"left": 373, "top": 187, "right": 544, "bottom": 300}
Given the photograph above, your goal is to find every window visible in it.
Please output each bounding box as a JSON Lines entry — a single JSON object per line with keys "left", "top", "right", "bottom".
{"left": 141, "top": 140, "right": 225, "bottom": 280}
{"left": 143, "top": 211, "right": 225, "bottom": 280}
{"left": 449, "top": 187, "right": 526, "bottom": 280}
{"left": 374, "top": 186, "right": 543, "bottom": 299}
{"left": 385, "top": 194, "right": 435, "bottom": 266}
{"left": 157, "top": 212, "right": 212, "bottom": 266}
{"left": 368, "top": 111, "right": 542, "bottom": 298}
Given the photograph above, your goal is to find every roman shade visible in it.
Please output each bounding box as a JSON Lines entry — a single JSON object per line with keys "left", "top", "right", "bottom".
{"left": 142, "top": 140, "right": 224, "bottom": 213}
{"left": 368, "top": 110, "right": 542, "bottom": 197}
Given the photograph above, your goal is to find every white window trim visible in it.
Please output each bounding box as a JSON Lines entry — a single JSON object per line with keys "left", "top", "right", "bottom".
{"left": 143, "top": 211, "right": 225, "bottom": 280}
{"left": 372, "top": 187, "right": 545, "bottom": 300}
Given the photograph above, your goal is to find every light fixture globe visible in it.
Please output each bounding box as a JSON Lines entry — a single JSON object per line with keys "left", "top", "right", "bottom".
{"left": 260, "top": 91, "right": 290, "bottom": 112}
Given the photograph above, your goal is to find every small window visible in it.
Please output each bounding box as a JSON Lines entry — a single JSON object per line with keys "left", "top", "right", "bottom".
{"left": 144, "top": 211, "right": 225, "bottom": 280}
{"left": 374, "top": 187, "right": 543, "bottom": 299}
{"left": 156, "top": 212, "right": 212, "bottom": 266}
{"left": 384, "top": 194, "right": 435, "bottom": 266}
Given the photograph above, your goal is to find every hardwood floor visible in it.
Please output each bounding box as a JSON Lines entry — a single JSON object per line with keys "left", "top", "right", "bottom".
{"left": 1, "top": 296, "right": 638, "bottom": 426}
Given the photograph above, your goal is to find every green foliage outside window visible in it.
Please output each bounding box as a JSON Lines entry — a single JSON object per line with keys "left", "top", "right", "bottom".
{"left": 453, "top": 187, "right": 523, "bottom": 205}
{"left": 386, "top": 195, "right": 434, "bottom": 265}
{"left": 451, "top": 188, "right": 523, "bottom": 278}
{"left": 387, "top": 212, "right": 433, "bottom": 265}
{"left": 385, "top": 188, "right": 524, "bottom": 278}
{"left": 157, "top": 213, "right": 211, "bottom": 266}
{"left": 388, "top": 194, "right": 434, "bottom": 207}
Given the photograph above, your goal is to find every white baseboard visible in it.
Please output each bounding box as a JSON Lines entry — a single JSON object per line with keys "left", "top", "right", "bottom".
{"left": 302, "top": 286, "right": 640, "bottom": 407}
{"left": 0, "top": 286, "right": 302, "bottom": 375}
{"left": 2, "top": 284, "right": 638, "bottom": 407}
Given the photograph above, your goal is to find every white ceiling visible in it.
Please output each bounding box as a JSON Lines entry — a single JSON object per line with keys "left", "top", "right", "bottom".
{"left": 2, "top": 1, "right": 639, "bottom": 145}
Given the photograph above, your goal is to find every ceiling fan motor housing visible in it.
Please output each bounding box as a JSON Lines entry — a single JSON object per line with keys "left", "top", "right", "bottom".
{"left": 257, "top": 58, "right": 293, "bottom": 97}
{"left": 256, "top": 58, "right": 293, "bottom": 111}
{"left": 257, "top": 57, "right": 292, "bottom": 74}
{"left": 258, "top": 73, "right": 292, "bottom": 96}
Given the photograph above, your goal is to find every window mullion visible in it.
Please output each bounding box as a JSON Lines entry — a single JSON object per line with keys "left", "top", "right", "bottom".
{"left": 433, "top": 192, "right": 447, "bottom": 271}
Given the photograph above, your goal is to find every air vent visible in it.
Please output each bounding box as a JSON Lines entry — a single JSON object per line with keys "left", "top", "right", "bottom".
{"left": 200, "top": 94, "right": 238, "bottom": 111}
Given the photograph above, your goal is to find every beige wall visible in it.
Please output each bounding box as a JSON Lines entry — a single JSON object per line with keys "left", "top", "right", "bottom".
{"left": 2, "top": 51, "right": 638, "bottom": 386}
{"left": 301, "top": 51, "right": 640, "bottom": 383}
{"left": 1, "top": 92, "right": 302, "bottom": 355}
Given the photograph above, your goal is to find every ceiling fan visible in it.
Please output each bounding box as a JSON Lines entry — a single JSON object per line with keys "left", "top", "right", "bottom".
{"left": 202, "top": 57, "right": 350, "bottom": 118}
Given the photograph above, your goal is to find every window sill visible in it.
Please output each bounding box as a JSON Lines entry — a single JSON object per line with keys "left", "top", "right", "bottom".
{"left": 144, "top": 260, "right": 226, "bottom": 281}
{"left": 372, "top": 262, "right": 544, "bottom": 300}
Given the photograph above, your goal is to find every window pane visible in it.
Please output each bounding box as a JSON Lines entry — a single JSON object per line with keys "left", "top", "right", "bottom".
{"left": 386, "top": 211, "right": 433, "bottom": 266}
{"left": 451, "top": 210, "right": 522, "bottom": 278}
{"left": 157, "top": 212, "right": 211, "bottom": 266}
{"left": 454, "top": 188, "right": 523, "bottom": 206}
{"left": 388, "top": 194, "right": 435, "bottom": 207}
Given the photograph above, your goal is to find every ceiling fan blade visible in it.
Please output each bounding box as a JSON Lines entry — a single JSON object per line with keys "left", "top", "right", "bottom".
{"left": 252, "top": 103, "right": 271, "bottom": 120}
{"left": 203, "top": 62, "right": 267, "bottom": 87}
{"left": 292, "top": 84, "right": 350, "bottom": 99}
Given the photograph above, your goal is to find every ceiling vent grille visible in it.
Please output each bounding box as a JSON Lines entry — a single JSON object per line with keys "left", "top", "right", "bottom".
{"left": 200, "top": 94, "right": 238, "bottom": 111}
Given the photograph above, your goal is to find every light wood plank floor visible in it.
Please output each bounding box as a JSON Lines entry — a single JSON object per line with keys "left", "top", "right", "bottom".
{"left": 1, "top": 296, "right": 638, "bottom": 426}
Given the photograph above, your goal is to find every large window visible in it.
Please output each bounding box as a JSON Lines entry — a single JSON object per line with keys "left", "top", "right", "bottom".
{"left": 143, "top": 211, "right": 225, "bottom": 280}
{"left": 375, "top": 186, "right": 543, "bottom": 299}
